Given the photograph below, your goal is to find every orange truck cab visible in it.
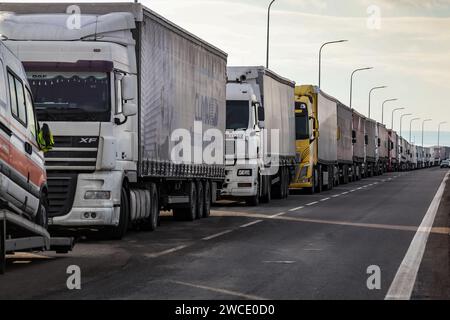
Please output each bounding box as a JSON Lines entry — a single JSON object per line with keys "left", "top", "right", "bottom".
{"left": 0, "top": 40, "right": 52, "bottom": 228}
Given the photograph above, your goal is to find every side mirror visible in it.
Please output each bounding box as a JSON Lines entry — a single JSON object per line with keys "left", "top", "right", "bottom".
{"left": 364, "top": 135, "right": 369, "bottom": 145}
{"left": 257, "top": 105, "right": 265, "bottom": 122}
{"left": 377, "top": 138, "right": 381, "bottom": 147}
{"left": 123, "top": 101, "right": 137, "bottom": 117}
{"left": 37, "top": 123, "right": 54, "bottom": 152}
{"left": 122, "top": 75, "right": 136, "bottom": 101}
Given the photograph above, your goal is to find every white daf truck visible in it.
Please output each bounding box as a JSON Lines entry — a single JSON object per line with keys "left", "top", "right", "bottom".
{"left": 221, "top": 66, "right": 296, "bottom": 206}
{"left": 0, "top": 3, "right": 227, "bottom": 239}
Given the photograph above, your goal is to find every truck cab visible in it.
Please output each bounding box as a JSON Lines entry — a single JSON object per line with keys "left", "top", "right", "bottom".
{"left": 0, "top": 40, "right": 52, "bottom": 228}
{"left": 1, "top": 11, "right": 139, "bottom": 237}
{"left": 289, "top": 88, "right": 316, "bottom": 191}
{"left": 221, "top": 80, "right": 267, "bottom": 206}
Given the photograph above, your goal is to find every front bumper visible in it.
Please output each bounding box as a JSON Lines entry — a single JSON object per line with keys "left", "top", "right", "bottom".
{"left": 49, "top": 171, "right": 123, "bottom": 227}
{"left": 220, "top": 166, "right": 258, "bottom": 197}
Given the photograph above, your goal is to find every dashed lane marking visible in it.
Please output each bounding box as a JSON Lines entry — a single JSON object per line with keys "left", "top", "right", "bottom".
{"left": 168, "top": 280, "right": 268, "bottom": 300}
{"left": 306, "top": 201, "right": 319, "bottom": 206}
{"left": 240, "top": 220, "right": 263, "bottom": 228}
{"left": 289, "top": 206, "right": 305, "bottom": 212}
{"left": 202, "top": 230, "right": 234, "bottom": 241}
{"left": 145, "top": 245, "right": 189, "bottom": 258}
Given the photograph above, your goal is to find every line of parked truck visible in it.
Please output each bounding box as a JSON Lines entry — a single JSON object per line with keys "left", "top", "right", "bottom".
{"left": 0, "top": 2, "right": 440, "bottom": 255}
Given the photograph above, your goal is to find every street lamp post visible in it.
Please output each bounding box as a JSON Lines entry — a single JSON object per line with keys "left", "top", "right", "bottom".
{"left": 399, "top": 113, "right": 412, "bottom": 138}
{"left": 422, "top": 119, "right": 432, "bottom": 148}
{"left": 391, "top": 107, "right": 405, "bottom": 130}
{"left": 368, "top": 86, "right": 387, "bottom": 118}
{"left": 409, "top": 118, "right": 420, "bottom": 143}
{"left": 438, "top": 121, "right": 447, "bottom": 161}
{"left": 350, "top": 67, "right": 373, "bottom": 109}
{"left": 318, "top": 40, "right": 348, "bottom": 88}
{"left": 382, "top": 98, "right": 398, "bottom": 125}
{"left": 266, "top": 0, "right": 276, "bottom": 69}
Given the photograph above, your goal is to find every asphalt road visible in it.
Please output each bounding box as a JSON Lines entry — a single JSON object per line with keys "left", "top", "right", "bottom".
{"left": 0, "top": 167, "right": 448, "bottom": 300}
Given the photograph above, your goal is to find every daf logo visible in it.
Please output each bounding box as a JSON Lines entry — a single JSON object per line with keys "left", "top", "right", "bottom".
{"left": 79, "top": 138, "right": 98, "bottom": 144}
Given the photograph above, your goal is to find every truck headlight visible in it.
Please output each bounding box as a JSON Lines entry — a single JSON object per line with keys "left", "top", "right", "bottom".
{"left": 84, "top": 191, "right": 111, "bottom": 200}
{"left": 237, "top": 169, "right": 252, "bottom": 176}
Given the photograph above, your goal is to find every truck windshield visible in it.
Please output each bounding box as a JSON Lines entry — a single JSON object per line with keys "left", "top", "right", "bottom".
{"left": 28, "top": 71, "right": 111, "bottom": 122}
{"left": 295, "top": 113, "right": 309, "bottom": 140}
{"left": 226, "top": 100, "right": 249, "bottom": 130}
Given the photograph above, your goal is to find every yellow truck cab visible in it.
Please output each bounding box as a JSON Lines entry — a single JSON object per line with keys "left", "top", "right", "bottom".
{"left": 290, "top": 85, "right": 317, "bottom": 192}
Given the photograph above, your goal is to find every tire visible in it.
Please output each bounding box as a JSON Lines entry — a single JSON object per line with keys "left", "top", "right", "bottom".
{"left": 175, "top": 182, "right": 197, "bottom": 221}
{"left": 203, "top": 181, "right": 211, "bottom": 218}
{"left": 260, "top": 175, "right": 271, "bottom": 203}
{"left": 196, "top": 181, "right": 204, "bottom": 220}
{"left": 35, "top": 191, "right": 49, "bottom": 230}
{"left": 108, "top": 187, "right": 129, "bottom": 240}
{"left": 142, "top": 184, "right": 159, "bottom": 231}
{"left": 306, "top": 166, "right": 316, "bottom": 195}
{"left": 284, "top": 168, "right": 290, "bottom": 199}
{"left": 316, "top": 165, "right": 323, "bottom": 193}
{"left": 246, "top": 176, "right": 260, "bottom": 206}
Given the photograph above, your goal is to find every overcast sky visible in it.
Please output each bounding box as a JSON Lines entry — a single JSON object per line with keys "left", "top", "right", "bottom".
{"left": 3, "top": 0, "right": 450, "bottom": 146}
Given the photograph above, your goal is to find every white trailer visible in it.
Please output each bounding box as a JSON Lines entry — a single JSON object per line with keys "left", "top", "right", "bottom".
{"left": 0, "top": 3, "right": 227, "bottom": 239}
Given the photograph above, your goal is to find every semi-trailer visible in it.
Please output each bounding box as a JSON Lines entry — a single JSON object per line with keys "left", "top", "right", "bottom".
{"left": 364, "top": 118, "right": 378, "bottom": 177}
{"left": 388, "top": 129, "right": 399, "bottom": 172}
{"left": 398, "top": 137, "right": 409, "bottom": 171}
{"left": 336, "top": 102, "right": 354, "bottom": 184}
{"left": 352, "top": 110, "right": 366, "bottom": 179}
{"left": 0, "top": 3, "right": 228, "bottom": 239}
{"left": 377, "top": 123, "right": 389, "bottom": 174}
{"left": 221, "top": 66, "right": 296, "bottom": 205}
{"left": 289, "top": 85, "right": 338, "bottom": 193}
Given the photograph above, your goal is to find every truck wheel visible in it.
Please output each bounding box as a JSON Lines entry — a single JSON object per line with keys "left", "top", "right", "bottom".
{"left": 284, "top": 168, "right": 290, "bottom": 198}
{"left": 316, "top": 165, "right": 323, "bottom": 193}
{"left": 142, "top": 184, "right": 159, "bottom": 231}
{"left": 175, "top": 182, "right": 197, "bottom": 221}
{"left": 35, "top": 192, "right": 49, "bottom": 230}
{"left": 246, "top": 176, "right": 260, "bottom": 206}
{"left": 196, "top": 181, "right": 204, "bottom": 220}
{"left": 307, "top": 167, "right": 316, "bottom": 194}
{"left": 109, "top": 187, "right": 130, "bottom": 240}
{"left": 203, "top": 181, "right": 211, "bottom": 218}
{"left": 260, "top": 176, "right": 271, "bottom": 203}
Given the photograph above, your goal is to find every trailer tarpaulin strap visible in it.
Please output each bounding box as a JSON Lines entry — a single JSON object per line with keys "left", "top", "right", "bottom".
{"left": 0, "top": 217, "right": 5, "bottom": 274}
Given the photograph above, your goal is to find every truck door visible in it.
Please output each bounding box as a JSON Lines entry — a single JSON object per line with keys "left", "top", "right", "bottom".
{"left": 0, "top": 59, "right": 12, "bottom": 199}
{"left": 6, "top": 70, "right": 36, "bottom": 214}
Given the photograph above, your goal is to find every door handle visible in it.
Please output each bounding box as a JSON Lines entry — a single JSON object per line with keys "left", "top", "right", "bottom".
{"left": 24, "top": 142, "right": 33, "bottom": 155}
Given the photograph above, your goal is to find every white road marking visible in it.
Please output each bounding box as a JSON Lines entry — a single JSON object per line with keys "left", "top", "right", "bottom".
{"left": 306, "top": 201, "right": 319, "bottom": 206}
{"left": 341, "top": 192, "right": 349, "bottom": 195}
{"left": 202, "top": 230, "right": 234, "bottom": 241}
{"left": 269, "top": 212, "right": 286, "bottom": 218}
{"left": 240, "top": 220, "right": 263, "bottom": 228}
{"left": 385, "top": 172, "right": 449, "bottom": 300}
{"left": 169, "top": 280, "right": 267, "bottom": 300}
{"left": 145, "top": 245, "right": 189, "bottom": 258}
{"left": 331, "top": 194, "right": 341, "bottom": 198}
{"left": 320, "top": 197, "right": 331, "bottom": 202}
{"left": 289, "top": 206, "right": 304, "bottom": 212}
{"left": 263, "top": 261, "right": 296, "bottom": 264}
